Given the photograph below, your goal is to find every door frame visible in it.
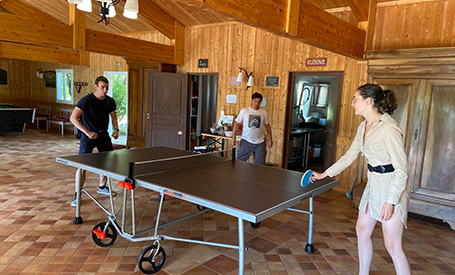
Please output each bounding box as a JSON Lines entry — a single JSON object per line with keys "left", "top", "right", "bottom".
{"left": 282, "top": 71, "right": 344, "bottom": 168}
{"left": 104, "top": 71, "right": 128, "bottom": 145}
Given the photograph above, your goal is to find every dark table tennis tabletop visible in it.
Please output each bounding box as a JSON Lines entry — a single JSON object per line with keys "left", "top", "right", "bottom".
{"left": 57, "top": 146, "right": 339, "bottom": 223}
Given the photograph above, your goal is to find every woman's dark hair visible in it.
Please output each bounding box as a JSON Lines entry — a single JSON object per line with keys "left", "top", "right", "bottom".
{"left": 357, "top": 84, "right": 397, "bottom": 114}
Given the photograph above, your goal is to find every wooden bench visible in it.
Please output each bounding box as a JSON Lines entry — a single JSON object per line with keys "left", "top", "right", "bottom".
{"left": 46, "top": 109, "right": 75, "bottom": 135}
{"left": 35, "top": 106, "right": 52, "bottom": 129}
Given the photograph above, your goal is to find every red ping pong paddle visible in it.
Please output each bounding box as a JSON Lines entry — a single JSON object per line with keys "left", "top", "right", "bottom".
{"left": 301, "top": 170, "right": 313, "bottom": 187}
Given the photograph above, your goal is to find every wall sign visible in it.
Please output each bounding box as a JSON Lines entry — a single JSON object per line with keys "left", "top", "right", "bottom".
{"left": 266, "top": 76, "right": 279, "bottom": 87}
{"left": 229, "top": 76, "right": 241, "bottom": 86}
{"left": 260, "top": 97, "right": 267, "bottom": 107}
{"left": 306, "top": 57, "right": 327, "bottom": 67}
{"left": 44, "top": 71, "right": 56, "bottom": 88}
{"left": 226, "top": 94, "right": 237, "bottom": 104}
{"left": 198, "top": 59, "right": 208, "bottom": 68}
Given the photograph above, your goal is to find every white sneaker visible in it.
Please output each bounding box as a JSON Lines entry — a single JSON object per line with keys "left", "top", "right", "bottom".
{"left": 97, "top": 186, "right": 117, "bottom": 196}
{"left": 71, "top": 193, "right": 77, "bottom": 207}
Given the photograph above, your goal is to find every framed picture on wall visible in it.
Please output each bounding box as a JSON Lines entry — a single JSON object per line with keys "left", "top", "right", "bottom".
{"left": 0, "top": 69, "right": 7, "bottom": 85}
{"left": 44, "top": 70, "right": 56, "bottom": 88}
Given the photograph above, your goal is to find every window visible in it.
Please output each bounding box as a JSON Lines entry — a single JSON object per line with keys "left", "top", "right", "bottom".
{"left": 316, "top": 85, "right": 329, "bottom": 107}
{"left": 56, "top": 69, "right": 73, "bottom": 104}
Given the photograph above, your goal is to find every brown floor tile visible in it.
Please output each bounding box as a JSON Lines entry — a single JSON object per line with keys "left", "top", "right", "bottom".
{"left": 182, "top": 264, "right": 220, "bottom": 275}
{"left": 245, "top": 237, "right": 279, "bottom": 254}
{"left": 203, "top": 254, "right": 238, "bottom": 274}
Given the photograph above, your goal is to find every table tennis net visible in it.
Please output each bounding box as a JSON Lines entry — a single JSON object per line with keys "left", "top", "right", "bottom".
{"left": 132, "top": 151, "right": 230, "bottom": 178}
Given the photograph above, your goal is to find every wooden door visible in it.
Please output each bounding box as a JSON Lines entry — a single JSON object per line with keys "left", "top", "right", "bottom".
{"left": 408, "top": 79, "right": 455, "bottom": 227}
{"left": 146, "top": 72, "right": 188, "bottom": 149}
{"left": 374, "top": 79, "right": 419, "bottom": 155}
{"left": 323, "top": 76, "right": 342, "bottom": 169}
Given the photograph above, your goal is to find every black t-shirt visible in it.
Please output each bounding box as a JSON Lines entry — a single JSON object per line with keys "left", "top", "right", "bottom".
{"left": 77, "top": 93, "right": 116, "bottom": 132}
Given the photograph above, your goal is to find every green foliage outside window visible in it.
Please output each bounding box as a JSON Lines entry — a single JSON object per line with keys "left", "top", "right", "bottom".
{"left": 110, "top": 74, "right": 127, "bottom": 135}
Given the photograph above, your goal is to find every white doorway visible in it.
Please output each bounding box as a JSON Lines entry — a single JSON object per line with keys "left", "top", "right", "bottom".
{"left": 105, "top": 71, "right": 128, "bottom": 145}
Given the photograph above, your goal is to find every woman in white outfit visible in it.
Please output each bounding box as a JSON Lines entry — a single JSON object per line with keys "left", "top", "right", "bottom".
{"left": 311, "top": 84, "right": 411, "bottom": 275}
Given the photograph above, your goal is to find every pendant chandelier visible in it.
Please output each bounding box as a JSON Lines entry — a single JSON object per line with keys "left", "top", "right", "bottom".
{"left": 67, "top": 0, "right": 139, "bottom": 25}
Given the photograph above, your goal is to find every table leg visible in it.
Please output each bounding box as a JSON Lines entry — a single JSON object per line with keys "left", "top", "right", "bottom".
{"left": 305, "top": 197, "right": 315, "bottom": 253}
{"left": 74, "top": 168, "right": 83, "bottom": 224}
{"left": 206, "top": 137, "right": 211, "bottom": 152}
{"left": 238, "top": 217, "right": 244, "bottom": 275}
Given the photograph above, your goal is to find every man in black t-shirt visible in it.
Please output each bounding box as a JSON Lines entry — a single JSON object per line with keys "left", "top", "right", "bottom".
{"left": 69, "top": 76, "right": 119, "bottom": 206}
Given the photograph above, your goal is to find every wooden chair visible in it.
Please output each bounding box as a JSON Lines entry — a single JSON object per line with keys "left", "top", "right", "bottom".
{"left": 35, "top": 106, "right": 52, "bottom": 129}
{"left": 46, "top": 109, "right": 75, "bottom": 135}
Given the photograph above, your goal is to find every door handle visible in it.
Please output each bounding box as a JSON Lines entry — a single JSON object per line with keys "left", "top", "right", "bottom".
{"left": 147, "top": 113, "right": 150, "bottom": 119}
{"left": 178, "top": 130, "right": 183, "bottom": 136}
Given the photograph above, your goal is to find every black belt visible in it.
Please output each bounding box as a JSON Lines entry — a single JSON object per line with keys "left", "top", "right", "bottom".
{"left": 367, "top": 163, "right": 395, "bottom": 173}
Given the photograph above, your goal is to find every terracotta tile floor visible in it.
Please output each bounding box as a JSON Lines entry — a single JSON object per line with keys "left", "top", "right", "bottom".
{"left": 1, "top": 128, "right": 455, "bottom": 275}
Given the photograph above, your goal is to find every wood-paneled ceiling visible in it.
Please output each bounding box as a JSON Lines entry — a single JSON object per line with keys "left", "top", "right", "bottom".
{"left": 0, "top": 0, "right": 365, "bottom": 33}
{"left": 0, "top": 0, "right": 427, "bottom": 61}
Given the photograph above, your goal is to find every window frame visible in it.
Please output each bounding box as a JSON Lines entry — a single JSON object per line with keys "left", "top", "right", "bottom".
{"left": 56, "top": 69, "right": 74, "bottom": 105}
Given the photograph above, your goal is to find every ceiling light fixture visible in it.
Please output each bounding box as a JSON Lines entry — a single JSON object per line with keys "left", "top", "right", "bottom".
{"left": 67, "top": 0, "right": 139, "bottom": 25}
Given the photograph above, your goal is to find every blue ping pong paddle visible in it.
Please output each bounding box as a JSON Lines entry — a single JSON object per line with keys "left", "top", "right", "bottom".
{"left": 301, "top": 170, "right": 313, "bottom": 187}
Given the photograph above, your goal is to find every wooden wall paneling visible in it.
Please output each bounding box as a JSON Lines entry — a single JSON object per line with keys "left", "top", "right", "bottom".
{"left": 410, "top": 3, "right": 423, "bottom": 49}
{"left": 371, "top": 1, "right": 455, "bottom": 50}
{"left": 450, "top": 1, "right": 455, "bottom": 47}
{"left": 390, "top": 4, "right": 403, "bottom": 49}
{"left": 422, "top": 2, "right": 435, "bottom": 48}
{"left": 431, "top": 1, "right": 444, "bottom": 47}
{"left": 181, "top": 23, "right": 367, "bottom": 189}
{"left": 442, "top": 1, "right": 455, "bottom": 46}
{"left": 400, "top": 4, "right": 413, "bottom": 49}
{"left": 373, "top": 6, "right": 385, "bottom": 50}
{"left": 380, "top": 4, "right": 393, "bottom": 50}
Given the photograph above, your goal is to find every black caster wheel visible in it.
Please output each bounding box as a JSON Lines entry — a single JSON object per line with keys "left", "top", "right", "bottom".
{"left": 250, "top": 222, "right": 261, "bottom": 228}
{"left": 157, "top": 194, "right": 165, "bottom": 202}
{"left": 197, "top": 205, "right": 207, "bottom": 211}
{"left": 138, "top": 245, "right": 166, "bottom": 274}
{"left": 73, "top": 216, "right": 83, "bottom": 224}
{"left": 305, "top": 243, "right": 315, "bottom": 253}
{"left": 92, "top": 222, "right": 117, "bottom": 247}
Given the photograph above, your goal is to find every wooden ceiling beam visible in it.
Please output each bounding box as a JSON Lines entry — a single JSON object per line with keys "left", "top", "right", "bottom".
{"left": 0, "top": 12, "right": 175, "bottom": 65}
{"left": 69, "top": 4, "right": 86, "bottom": 50}
{"left": 173, "top": 21, "right": 185, "bottom": 65}
{"left": 0, "top": 41, "right": 90, "bottom": 66}
{"left": 286, "top": 0, "right": 300, "bottom": 36}
{"left": 346, "top": 0, "right": 369, "bottom": 22}
{"left": 298, "top": 1, "right": 365, "bottom": 57}
{"left": 0, "top": 0, "right": 64, "bottom": 24}
{"left": 187, "top": 0, "right": 365, "bottom": 59}
{"left": 138, "top": 0, "right": 178, "bottom": 39}
{"left": 85, "top": 30, "right": 175, "bottom": 64}
{"left": 364, "top": 0, "right": 377, "bottom": 51}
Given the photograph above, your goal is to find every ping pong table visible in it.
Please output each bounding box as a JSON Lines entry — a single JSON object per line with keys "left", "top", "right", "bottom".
{"left": 57, "top": 146, "right": 338, "bottom": 274}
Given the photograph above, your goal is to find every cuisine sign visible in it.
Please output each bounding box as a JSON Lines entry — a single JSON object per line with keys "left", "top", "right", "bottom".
{"left": 306, "top": 58, "right": 327, "bottom": 67}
